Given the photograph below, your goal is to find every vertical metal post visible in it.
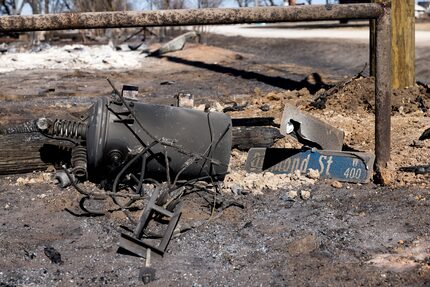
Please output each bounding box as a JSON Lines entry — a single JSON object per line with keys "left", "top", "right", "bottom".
{"left": 369, "top": 19, "right": 376, "bottom": 77}
{"left": 370, "top": 0, "right": 385, "bottom": 77}
{"left": 374, "top": 5, "right": 392, "bottom": 173}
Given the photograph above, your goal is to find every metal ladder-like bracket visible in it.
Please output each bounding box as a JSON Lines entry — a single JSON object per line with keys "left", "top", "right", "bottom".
{"left": 119, "top": 189, "right": 182, "bottom": 258}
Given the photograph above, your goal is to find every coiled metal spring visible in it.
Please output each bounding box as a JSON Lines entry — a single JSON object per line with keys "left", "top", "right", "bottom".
{"left": 71, "top": 145, "right": 88, "bottom": 179}
{"left": 52, "top": 119, "right": 87, "bottom": 140}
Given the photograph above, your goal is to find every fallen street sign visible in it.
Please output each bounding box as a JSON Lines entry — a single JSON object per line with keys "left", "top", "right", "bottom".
{"left": 245, "top": 148, "right": 375, "bottom": 183}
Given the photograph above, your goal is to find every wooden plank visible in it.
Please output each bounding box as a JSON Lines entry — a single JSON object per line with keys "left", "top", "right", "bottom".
{"left": 371, "top": 0, "right": 415, "bottom": 88}
{"left": 391, "top": 0, "right": 415, "bottom": 88}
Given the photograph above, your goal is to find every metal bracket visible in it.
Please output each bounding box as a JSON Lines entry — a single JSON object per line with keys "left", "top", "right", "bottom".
{"left": 119, "top": 189, "right": 182, "bottom": 258}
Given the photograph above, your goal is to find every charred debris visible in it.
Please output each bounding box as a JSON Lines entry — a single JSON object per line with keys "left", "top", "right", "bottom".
{"left": 1, "top": 79, "right": 377, "bottom": 275}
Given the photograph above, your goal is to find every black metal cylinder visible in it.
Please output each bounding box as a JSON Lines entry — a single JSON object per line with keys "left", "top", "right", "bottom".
{"left": 86, "top": 97, "right": 232, "bottom": 182}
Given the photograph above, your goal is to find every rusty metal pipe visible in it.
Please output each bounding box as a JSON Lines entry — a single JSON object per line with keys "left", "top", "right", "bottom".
{"left": 0, "top": 4, "right": 384, "bottom": 32}
{"left": 374, "top": 5, "right": 392, "bottom": 171}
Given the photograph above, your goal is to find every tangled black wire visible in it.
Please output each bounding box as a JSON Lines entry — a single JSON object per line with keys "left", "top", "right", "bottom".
{"left": 65, "top": 79, "right": 229, "bottom": 219}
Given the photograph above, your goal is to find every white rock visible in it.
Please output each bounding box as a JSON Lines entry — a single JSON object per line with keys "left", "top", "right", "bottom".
{"left": 331, "top": 181, "right": 343, "bottom": 188}
{"left": 288, "top": 190, "right": 298, "bottom": 199}
{"left": 307, "top": 169, "right": 320, "bottom": 179}
{"left": 230, "top": 184, "right": 244, "bottom": 195}
{"left": 300, "top": 190, "right": 311, "bottom": 200}
{"left": 194, "top": 104, "right": 206, "bottom": 112}
{"left": 214, "top": 102, "right": 225, "bottom": 112}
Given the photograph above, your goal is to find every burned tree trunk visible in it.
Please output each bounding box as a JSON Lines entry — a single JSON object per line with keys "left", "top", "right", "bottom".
{"left": 0, "top": 133, "right": 71, "bottom": 175}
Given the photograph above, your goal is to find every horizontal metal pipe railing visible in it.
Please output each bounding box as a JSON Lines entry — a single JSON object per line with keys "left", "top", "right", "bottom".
{"left": 0, "top": 4, "right": 384, "bottom": 32}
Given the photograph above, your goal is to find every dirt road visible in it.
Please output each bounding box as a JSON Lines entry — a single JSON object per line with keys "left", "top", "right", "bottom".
{"left": 206, "top": 22, "right": 430, "bottom": 83}
{"left": 208, "top": 22, "right": 430, "bottom": 47}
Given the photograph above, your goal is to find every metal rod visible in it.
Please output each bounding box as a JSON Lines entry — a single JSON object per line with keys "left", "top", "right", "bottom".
{"left": 0, "top": 4, "right": 384, "bottom": 32}
{"left": 374, "top": 4, "right": 392, "bottom": 170}
{"left": 369, "top": 18, "right": 377, "bottom": 77}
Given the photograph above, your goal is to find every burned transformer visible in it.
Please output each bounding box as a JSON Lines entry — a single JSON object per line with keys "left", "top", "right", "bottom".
{"left": 34, "top": 84, "right": 233, "bottom": 259}
{"left": 37, "top": 86, "right": 232, "bottom": 189}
